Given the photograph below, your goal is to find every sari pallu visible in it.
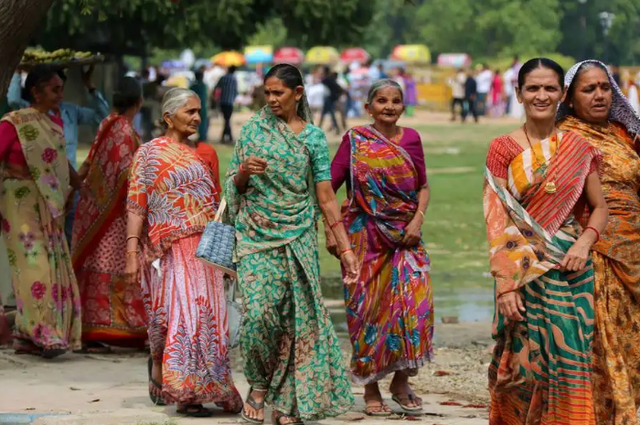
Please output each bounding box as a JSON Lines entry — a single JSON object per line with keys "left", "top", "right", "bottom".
{"left": 0, "top": 109, "right": 81, "bottom": 353}
{"left": 71, "top": 114, "right": 146, "bottom": 346}
{"left": 484, "top": 131, "right": 600, "bottom": 425}
{"left": 341, "top": 125, "right": 433, "bottom": 384}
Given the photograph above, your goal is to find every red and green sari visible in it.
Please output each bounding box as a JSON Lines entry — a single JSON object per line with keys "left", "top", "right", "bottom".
{"left": 71, "top": 114, "right": 146, "bottom": 347}
{"left": 484, "top": 131, "right": 600, "bottom": 424}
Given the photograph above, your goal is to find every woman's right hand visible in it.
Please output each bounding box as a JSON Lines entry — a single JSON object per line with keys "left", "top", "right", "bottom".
{"left": 325, "top": 226, "right": 339, "bottom": 258}
{"left": 341, "top": 250, "right": 360, "bottom": 285}
{"left": 241, "top": 156, "right": 268, "bottom": 176}
{"left": 124, "top": 254, "right": 140, "bottom": 285}
{"left": 497, "top": 291, "right": 525, "bottom": 323}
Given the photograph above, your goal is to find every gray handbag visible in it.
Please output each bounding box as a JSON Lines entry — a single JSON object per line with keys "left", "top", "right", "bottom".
{"left": 225, "top": 276, "right": 243, "bottom": 349}
{"left": 196, "top": 198, "right": 237, "bottom": 278}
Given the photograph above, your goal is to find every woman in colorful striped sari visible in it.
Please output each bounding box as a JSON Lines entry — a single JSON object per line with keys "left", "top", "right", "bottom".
{"left": 484, "top": 58, "right": 608, "bottom": 424}
{"left": 226, "top": 64, "right": 358, "bottom": 425}
{"left": 71, "top": 77, "right": 147, "bottom": 351}
{"left": 558, "top": 60, "right": 640, "bottom": 425}
{"left": 125, "top": 88, "right": 242, "bottom": 417}
{"left": 0, "top": 65, "right": 85, "bottom": 358}
{"left": 329, "top": 79, "right": 433, "bottom": 416}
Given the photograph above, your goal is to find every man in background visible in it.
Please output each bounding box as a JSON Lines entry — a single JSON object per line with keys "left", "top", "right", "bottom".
{"left": 190, "top": 69, "right": 210, "bottom": 141}
{"left": 475, "top": 64, "right": 493, "bottom": 116}
{"left": 319, "top": 67, "right": 344, "bottom": 135}
{"left": 215, "top": 66, "right": 238, "bottom": 145}
{"left": 449, "top": 68, "right": 466, "bottom": 122}
{"left": 462, "top": 68, "right": 479, "bottom": 123}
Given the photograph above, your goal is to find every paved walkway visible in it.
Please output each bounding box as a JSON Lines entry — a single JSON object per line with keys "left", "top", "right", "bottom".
{"left": 0, "top": 350, "right": 488, "bottom": 425}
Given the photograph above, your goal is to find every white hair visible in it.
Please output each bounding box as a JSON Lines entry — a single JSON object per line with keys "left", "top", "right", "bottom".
{"left": 162, "top": 87, "right": 198, "bottom": 117}
{"left": 367, "top": 79, "right": 404, "bottom": 104}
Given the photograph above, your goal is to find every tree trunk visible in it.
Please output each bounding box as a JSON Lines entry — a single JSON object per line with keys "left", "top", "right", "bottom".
{"left": 0, "top": 0, "right": 56, "bottom": 100}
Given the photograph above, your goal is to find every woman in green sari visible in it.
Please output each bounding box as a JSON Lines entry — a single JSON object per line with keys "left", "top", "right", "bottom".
{"left": 225, "top": 64, "right": 358, "bottom": 425}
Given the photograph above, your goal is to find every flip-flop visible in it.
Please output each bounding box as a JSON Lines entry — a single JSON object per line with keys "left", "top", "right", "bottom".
{"left": 241, "top": 388, "right": 266, "bottom": 424}
{"left": 273, "top": 411, "right": 304, "bottom": 425}
{"left": 364, "top": 400, "right": 392, "bottom": 417}
{"left": 41, "top": 348, "right": 66, "bottom": 359}
{"left": 176, "top": 404, "right": 214, "bottom": 417}
{"left": 147, "top": 357, "right": 166, "bottom": 406}
{"left": 392, "top": 393, "right": 423, "bottom": 412}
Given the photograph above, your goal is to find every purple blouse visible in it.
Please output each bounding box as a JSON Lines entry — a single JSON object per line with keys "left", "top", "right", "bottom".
{"left": 331, "top": 127, "right": 428, "bottom": 193}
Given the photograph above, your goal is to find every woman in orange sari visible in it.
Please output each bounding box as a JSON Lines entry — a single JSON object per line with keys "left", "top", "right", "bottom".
{"left": 71, "top": 77, "right": 147, "bottom": 351}
{"left": 558, "top": 60, "right": 640, "bottom": 425}
{"left": 484, "top": 58, "right": 608, "bottom": 424}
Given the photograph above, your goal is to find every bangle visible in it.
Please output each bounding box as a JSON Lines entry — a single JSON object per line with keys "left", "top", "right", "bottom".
{"left": 126, "top": 235, "right": 140, "bottom": 242}
{"left": 584, "top": 226, "right": 600, "bottom": 242}
{"left": 417, "top": 210, "right": 425, "bottom": 219}
{"left": 330, "top": 220, "right": 342, "bottom": 230}
{"left": 125, "top": 250, "right": 139, "bottom": 256}
{"left": 339, "top": 248, "right": 352, "bottom": 257}
{"left": 239, "top": 163, "right": 246, "bottom": 174}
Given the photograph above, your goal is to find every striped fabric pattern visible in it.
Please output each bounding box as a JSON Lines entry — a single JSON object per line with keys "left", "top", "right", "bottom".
{"left": 483, "top": 135, "right": 597, "bottom": 424}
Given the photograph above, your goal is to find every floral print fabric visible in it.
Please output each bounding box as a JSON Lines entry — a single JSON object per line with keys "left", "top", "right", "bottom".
{"left": 224, "top": 106, "right": 353, "bottom": 419}
{"left": 0, "top": 179, "right": 81, "bottom": 352}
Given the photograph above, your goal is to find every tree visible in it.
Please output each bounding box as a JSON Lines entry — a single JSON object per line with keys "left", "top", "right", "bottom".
{"left": 0, "top": 0, "right": 56, "bottom": 99}
{"left": 1, "top": 0, "right": 377, "bottom": 99}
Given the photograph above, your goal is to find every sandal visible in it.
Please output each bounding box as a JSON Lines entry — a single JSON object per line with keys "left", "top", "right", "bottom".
{"left": 147, "top": 357, "right": 166, "bottom": 406}
{"left": 176, "top": 404, "right": 214, "bottom": 417}
{"left": 363, "top": 397, "right": 392, "bottom": 417}
{"left": 391, "top": 393, "right": 423, "bottom": 413}
{"left": 273, "top": 411, "right": 304, "bottom": 425}
{"left": 41, "top": 348, "right": 66, "bottom": 359}
{"left": 241, "top": 388, "right": 266, "bottom": 424}
{"left": 78, "top": 342, "right": 112, "bottom": 354}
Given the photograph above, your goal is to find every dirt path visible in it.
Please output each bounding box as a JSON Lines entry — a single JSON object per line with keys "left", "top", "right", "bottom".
{"left": 0, "top": 323, "right": 492, "bottom": 425}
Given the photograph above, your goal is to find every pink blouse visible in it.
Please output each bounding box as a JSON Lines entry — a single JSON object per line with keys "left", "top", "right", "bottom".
{"left": 0, "top": 114, "right": 64, "bottom": 167}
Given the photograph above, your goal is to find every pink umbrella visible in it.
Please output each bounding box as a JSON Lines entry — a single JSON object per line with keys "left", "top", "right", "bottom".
{"left": 273, "top": 47, "right": 304, "bottom": 65}
{"left": 340, "top": 47, "right": 370, "bottom": 64}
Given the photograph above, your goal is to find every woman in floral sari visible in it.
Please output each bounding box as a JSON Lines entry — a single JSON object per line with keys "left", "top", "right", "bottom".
{"left": 71, "top": 77, "right": 146, "bottom": 351}
{"left": 558, "top": 60, "right": 640, "bottom": 425}
{"left": 125, "top": 88, "right": 242, "bottom": 417}
{"left": 0, "top": 65, "right": 85, "bottom": 358}
{"left": 329, "top": 79, "right": 433, "bottom": 416}
{"left": 484, "top": 58, "right": 608, "bottom": 424}
{"left": 225, "top": 64, "right": 358, "bottom": 425}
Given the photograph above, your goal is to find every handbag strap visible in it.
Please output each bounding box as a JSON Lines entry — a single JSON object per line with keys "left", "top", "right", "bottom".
{"left": 226, "top": 277, "right": 236, "bottom": 300}
{"left": 214, "top": 198, "right": 227, "bottom": 223}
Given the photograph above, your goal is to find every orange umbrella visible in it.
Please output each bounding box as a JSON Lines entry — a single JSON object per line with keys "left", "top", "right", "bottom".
{"left": 211, "top": 51, "right": 245, "bottom": 67}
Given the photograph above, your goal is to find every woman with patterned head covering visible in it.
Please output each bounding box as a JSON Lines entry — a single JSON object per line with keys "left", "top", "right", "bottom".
{"left": 558, "top": 60, "right": 640, "bottom": 425}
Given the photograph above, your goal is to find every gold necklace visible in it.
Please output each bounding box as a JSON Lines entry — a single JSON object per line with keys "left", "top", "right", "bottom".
{"left": 523, "top": 125, "right": 558, "bottom": 195}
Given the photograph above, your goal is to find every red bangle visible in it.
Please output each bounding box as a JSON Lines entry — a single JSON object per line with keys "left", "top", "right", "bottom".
{"left": 340, "top": 248, "right": 352, "bottom": 257}
{"left": 330, "top": 220, "right": 342, "bottom": 230}
{"left": 584, "top": 226, "right": 600, "bottom": 242}
{"left": 239, "top": 163, "right": 246, "bottom": 174}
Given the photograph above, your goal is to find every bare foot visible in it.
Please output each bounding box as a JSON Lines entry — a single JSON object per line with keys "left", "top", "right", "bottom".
{"left": 272, "top": 410, "right": 303, "bottom": 425}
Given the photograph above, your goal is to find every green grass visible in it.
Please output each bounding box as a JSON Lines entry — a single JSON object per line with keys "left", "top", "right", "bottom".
{"left": 78, "top": 122, "right": 513, "bottom": 320}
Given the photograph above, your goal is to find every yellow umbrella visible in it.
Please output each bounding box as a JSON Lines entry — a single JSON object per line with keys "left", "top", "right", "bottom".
{"left": 165, "top": 75, "right": 189, "bottom": 88}
{"left": 390, "top": 44, "right": 431, "bottom": 63}
{"left": 305, "top": 46, "right": 339, "bottom": 65}
{"left": 211, "top": 51, "right": 246, "bottom": 67}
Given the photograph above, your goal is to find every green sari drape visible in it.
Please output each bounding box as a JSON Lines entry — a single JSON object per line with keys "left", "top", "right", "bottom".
{"left": 224, "top": 106, "right": 353, "bottom": 420}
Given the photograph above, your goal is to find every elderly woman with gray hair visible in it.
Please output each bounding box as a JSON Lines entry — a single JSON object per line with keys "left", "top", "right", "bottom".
{"left": 329, "top": 79, "right": 434, "bottom": 416}
{"left": 125, "top": 87, "right": 243, "bottom": 417}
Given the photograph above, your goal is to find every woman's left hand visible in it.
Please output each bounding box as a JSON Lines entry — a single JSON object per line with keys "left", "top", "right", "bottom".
{"left": 402, "top": 216, "right": 422, "bottom": 246}
{"left": 559, "top": 239, "right": 591, "bottom": 272}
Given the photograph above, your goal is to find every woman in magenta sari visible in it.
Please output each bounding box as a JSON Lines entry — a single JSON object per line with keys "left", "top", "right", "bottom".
{"left": 329, "top": 79, "right": 434, "bottom": 416}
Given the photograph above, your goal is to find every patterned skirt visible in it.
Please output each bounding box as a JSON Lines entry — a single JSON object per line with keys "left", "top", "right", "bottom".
{"left": 75, "top": 214, "right": 147, "bottom": 346}
{"left": 0, "top": 178, "right": 81, "bottom": 353}
{"left": 489, "top": 263, "right": 596, "bottom": 424}
{"left": 141, "top": 233, "right": 241, "bottom": 406}
{"left": 237, "top": 228, "right": 354, "bottom": 420}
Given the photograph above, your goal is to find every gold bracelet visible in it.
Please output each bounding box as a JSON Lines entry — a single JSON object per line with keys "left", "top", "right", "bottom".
{"left": 125, "top": 250, "right": 139, "bottom": 256}
{"left": 126, "top": 235, "right": 140, "bottom": 242}
{"left": 417, "top": 210, "right": 425, "bottom": 218}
